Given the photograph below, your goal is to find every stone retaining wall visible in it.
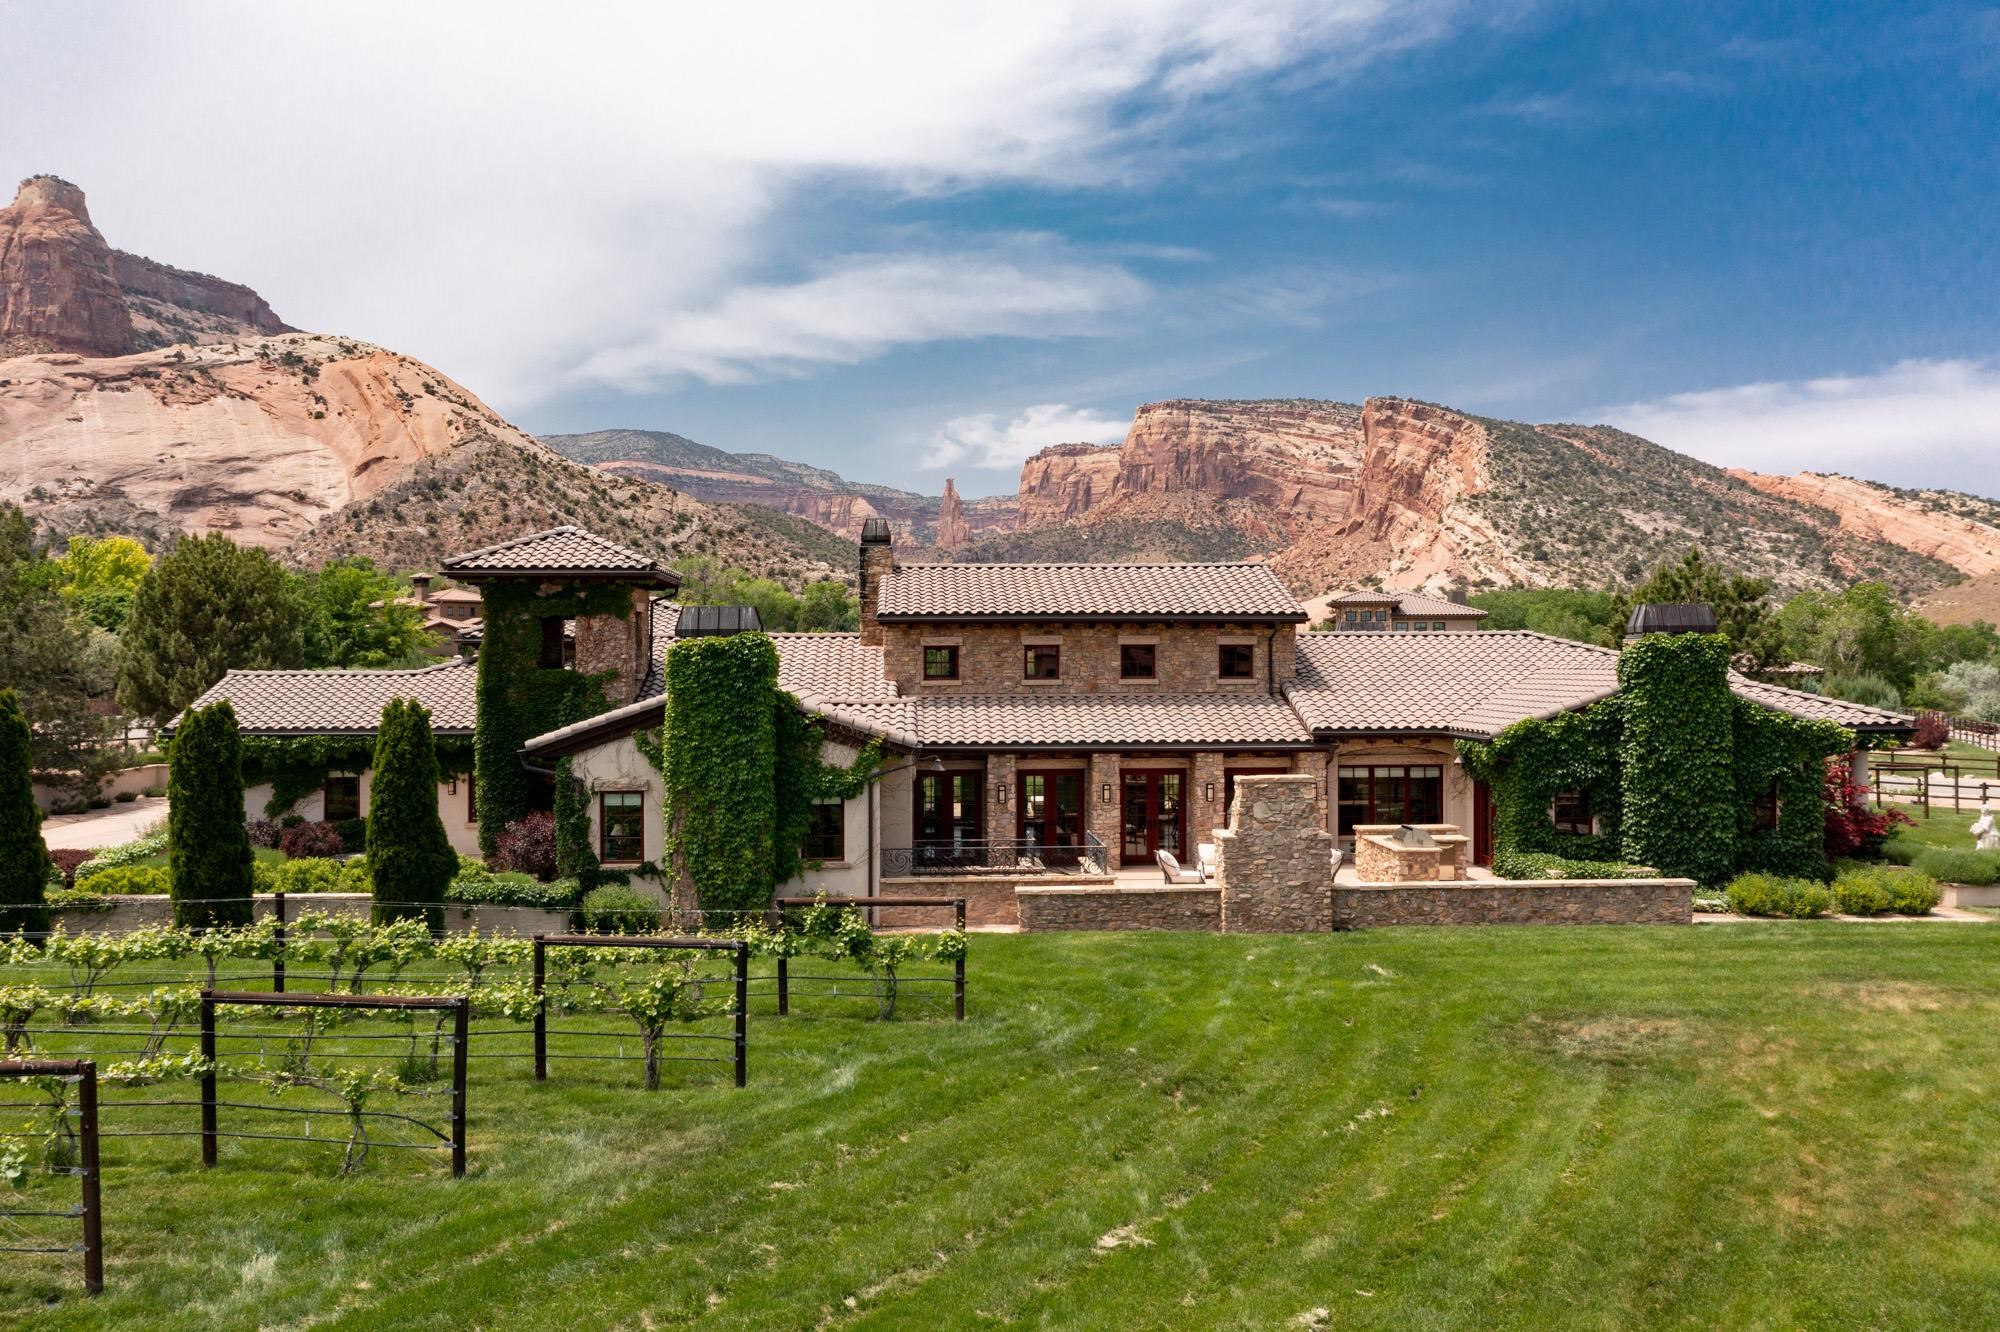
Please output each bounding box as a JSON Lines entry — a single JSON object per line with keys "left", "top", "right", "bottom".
{"left": 878, "top": 874, "right": 1114, "bottom": 928}
{"left": 1017, "top": 884, "right": 1222, "bottom": 932}
{"left": 1331, "top": 878, "right": 1693, "bottom": 927}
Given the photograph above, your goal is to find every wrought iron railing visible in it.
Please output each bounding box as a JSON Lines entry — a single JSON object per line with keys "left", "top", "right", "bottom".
{"left": 883, "top": 832, "right": 1108, "bottom": 878}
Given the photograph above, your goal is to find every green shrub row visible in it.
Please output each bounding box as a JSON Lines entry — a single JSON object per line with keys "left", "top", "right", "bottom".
{"left": 1725, "top": 873, "right": 1835, "bottom": 918}
{"left": 71, "top": 830, "right": 169, "bottom": 883}
{"left": 577, "top": 884, "right": 661, "bottom": 933}
{"left": 1905, "top": 846, "right": 2000, "bottom": 886}
{"left": 445, "top": 858, "right": 577, "bottom": 910}
{"left": 61, "top": 858, "right": 374, "bottom": 898}
{"left": 1830, "top": 864, "right": 1940, "bottom": 916}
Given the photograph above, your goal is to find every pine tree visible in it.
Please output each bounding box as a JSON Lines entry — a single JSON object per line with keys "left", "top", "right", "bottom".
{"left": 117, "top": 534, "right": 307, "bottom": 721}
{"left": 0, "top": 689, "right": 52, "bottom": 937}
{"left": 168, "top": 700, "right": 255, "bottom": 928}
{"left": 368, "top": 699, "right": 457, "bottom": 928}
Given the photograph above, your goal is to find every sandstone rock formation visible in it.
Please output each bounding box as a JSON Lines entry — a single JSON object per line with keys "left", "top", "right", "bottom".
{"left": 0, "top": 333, "right": 544, "bottom": 548}
{"left": 934, "top": 478, "right": 970, "bottom": 549}
{"left": 1726, "top": 470, "right": 2000, "bottom": 576}
{"left": 0, "top": 176, "right": 290, "bottom": 357}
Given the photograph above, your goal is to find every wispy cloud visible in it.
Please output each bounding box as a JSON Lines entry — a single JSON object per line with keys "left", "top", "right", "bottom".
{"left": 1471, "top": 91, "right": 1590, "bottom": 124}
{"left": 925, "top": 403, "right": 1132, "bottom": 470}
{"left": 1601, "top": 359, "right": 2000, "bottom": 491}
{"left": 575, "top": 242, "right": 1147, "bottom": 389}
{"left": 1314, "top": 197, "right": 1390, "bottom": 218}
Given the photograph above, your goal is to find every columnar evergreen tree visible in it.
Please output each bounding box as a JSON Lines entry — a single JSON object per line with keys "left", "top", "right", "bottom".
{"left": 168, "top": 700, "right": 255, "bottom": 928}
{"left": 117, "top": 534, "right": 307, "bottom": 720}
{"left": 368, "top": 698, "right": 458, "bottom": 927}
{"left": 0, "top": 689, "right": 53, "bottom": 936}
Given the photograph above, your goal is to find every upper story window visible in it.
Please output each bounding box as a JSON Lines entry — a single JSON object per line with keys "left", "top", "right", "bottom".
{"left": 1344, "top": 610, "right": 1359, "bottom": 624}
{"left": 1218, "top": 643, "right": 1256, "bottom": 680}
{"left": 923, "top": 645, "right": 960, "bottom": 680}
{"left": 1024, "top": 644, "right": 1061, "bottom": 680}
{"left": 1750, "top": 781, "right": 1782, "bottom": 832}
{"left": 599, "top": 791, "right": 645, "bottom": 862}
{"left": 1120, "top": 643, "right": 1156, "bottom": 680}
{"left": 539, "top": 616, "right": 572, "bottom": 669}
{"left": 1551, "top": 789, "right": 1595, "bottom": 836}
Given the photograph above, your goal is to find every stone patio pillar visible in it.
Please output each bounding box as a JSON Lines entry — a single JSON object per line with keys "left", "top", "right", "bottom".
{"left": 1215, "top": 774, "right": 1333, "bottom": 933}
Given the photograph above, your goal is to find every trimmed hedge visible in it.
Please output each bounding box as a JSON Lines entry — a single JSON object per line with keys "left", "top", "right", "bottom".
{"left": 1909, "top": 846, "right": 2000, "bottom": 886}
{"left": 167, "top": 700, "right": 255, "bottom": 927}
{"left": 1493, "top": 849, "right": 1655, "bottom": 881}
{"left": 257, "top": 858, "right": 372, "bottom": 895}
{"left": 1725, "top": 872, "right": 1834, "bottom": 918}
{"left": 576, "top": 884, "right": 661, "bottom": 933}
{"left": 445, "top": 859, "right": 576, "bottom": 910}
{"left": 1832, "top": 864, "right": 1940, "bottom": 916}
{"left": 78, "top": 864, "right": 172, "bottom": 895}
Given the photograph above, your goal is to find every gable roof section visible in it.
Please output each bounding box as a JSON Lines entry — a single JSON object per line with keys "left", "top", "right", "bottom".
{"left": 1726, "top": 674, "right": 1912, "bottom": 733}
{"left": 441, "top": 526, "right": 676, "bottom": 586}
{"left": 875, "top": 562, "right": 1306, "bottom": 622}
{"left": 171, "top": 659, "right": 478, "bottom": 737}
{"left": 1324, "top": 589, "right": 1487, "bottom": 619}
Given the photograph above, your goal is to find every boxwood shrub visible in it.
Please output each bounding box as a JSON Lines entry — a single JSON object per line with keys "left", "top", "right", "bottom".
{"left": 576, "top": 884, "right": 661, "bottom": 934}
{"left": 79, "top": 864, "right": 172, "bottom": 895}
{"left": 1725, "top": 872, "right": 1834, "bottom": 918}
{"left": 445, "top": 858, "right": 578, "bottom": 910}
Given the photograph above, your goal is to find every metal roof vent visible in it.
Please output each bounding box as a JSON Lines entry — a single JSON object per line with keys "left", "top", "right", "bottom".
{"left": 1394, "top": 824, "right": 1438, "bottom": 848}
{"left": 860, "top": 517, "right": 893, "bottom": 545}
{"left": 1625, "top": 602, "right": 1718, "bottom": 638}
{"left": 675, "top": 605, "right": 764, "bottom": 638}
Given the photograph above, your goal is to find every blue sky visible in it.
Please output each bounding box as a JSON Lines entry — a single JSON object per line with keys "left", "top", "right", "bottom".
{"left": 12, "top": 2, "right": 1998, "bottom": 497}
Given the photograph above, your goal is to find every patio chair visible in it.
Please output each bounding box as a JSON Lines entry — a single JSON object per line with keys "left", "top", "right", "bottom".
{"left": 1156, "top": 850, "right": 1204, "bottom": 885}
{"left": 1195, "top": 842, "right": 1218, "bottom": 880}
{"left": 1329, "top": 847, "right": 1345, "bottom": 875}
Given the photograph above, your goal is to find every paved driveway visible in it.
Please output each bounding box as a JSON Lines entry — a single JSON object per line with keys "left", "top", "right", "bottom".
{"left": 42, "top": 796, "right": 168, "bottom": 850}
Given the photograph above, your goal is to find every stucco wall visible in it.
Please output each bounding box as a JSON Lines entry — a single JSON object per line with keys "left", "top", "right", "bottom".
{"left": 246, "top": 771, "right": 482, "bottom": 857}
{"left": 1325, "top": 737, "right": 1476, "bottom": 842}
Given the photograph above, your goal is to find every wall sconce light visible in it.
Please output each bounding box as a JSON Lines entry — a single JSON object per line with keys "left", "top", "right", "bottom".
{"left": 997, "top": 786, "right": 1009, "bottom": 807}
{"left": 1100, "top": 783, "right": 1112, "bottom": 805}
{"left": 1204, "top": 782, "right": 1215, "bottom": 803}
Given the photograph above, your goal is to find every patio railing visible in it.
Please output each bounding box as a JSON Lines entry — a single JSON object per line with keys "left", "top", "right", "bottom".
{"left": 883, "top": 832, "right": 1108, "bottom": 878}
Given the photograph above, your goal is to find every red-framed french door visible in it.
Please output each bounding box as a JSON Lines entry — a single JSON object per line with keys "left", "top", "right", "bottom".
{"left": 1473, "top": 778, "right": 1494, "bottom": 866}
{"left": 915, "top": 771, "right": 983, "bottom": 851}
{"left": 1121, "top": 770, "right": 1187, "bottom": 866}
{"left": 1017, "top": 770, "right": 1085, "bottom": 865}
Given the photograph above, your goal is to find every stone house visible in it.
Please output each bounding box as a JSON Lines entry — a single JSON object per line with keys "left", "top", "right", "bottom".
{"left": 180, "top": 522, "right": 1913, "bottom": 920}
{"left": 1320, "top": 589, "right": 1487, "bottom": 633}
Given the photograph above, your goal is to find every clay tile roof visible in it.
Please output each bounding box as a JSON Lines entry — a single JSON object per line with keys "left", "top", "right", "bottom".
{"left": 772, "top": 634, "right": 899, "bottom": 702}
{"left": 171, "top": 659, "right": 479, "bottom": 737}
{"left": 441, "top": 526, "right": 675, "bottom": 583}
{"left": 1324, "top": 589, "right": 1486, "bottom": 618}
{"left": 909, "top": 693, "right": 1314, "bottom": 749}
{"left": 875, "top": 563, "right": 1306, "bottom": 621}
{"left": 1286, "top": 631, "right": 1621, "bottom": 737}
{"left": 1726, "top": 674, "right": 1913, "bottom": 731}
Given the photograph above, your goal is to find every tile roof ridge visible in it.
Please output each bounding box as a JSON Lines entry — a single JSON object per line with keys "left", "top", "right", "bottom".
{"left": 893, "top": 561, "right": 1273, "bottom": 570}
{"left": 443, "top": 524, "right": 582, "bottom": 564}
{"left": 208, "top": 660, "right": 472, "bottom": 679}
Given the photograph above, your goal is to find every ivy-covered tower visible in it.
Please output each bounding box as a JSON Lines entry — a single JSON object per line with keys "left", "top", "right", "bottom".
{"left": 442, "top": 527, "right": 679, "bottom": 854}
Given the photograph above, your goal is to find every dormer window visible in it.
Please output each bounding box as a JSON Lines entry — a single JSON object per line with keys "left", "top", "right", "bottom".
{"left": 1024, "top": 644, "right": 1061, "bottom": 680}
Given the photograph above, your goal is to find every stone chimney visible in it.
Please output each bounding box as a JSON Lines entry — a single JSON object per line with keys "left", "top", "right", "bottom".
{"left": 858, "top": 518, "right": 896, "bottom": 646}
{"left": 410, "top": 573, "right": 433, "bottom": 603}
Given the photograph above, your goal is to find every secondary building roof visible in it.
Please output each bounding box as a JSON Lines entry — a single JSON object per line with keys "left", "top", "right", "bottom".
{"left": 875, "top": 562, "right": 1307, "bottom": 623}
{"left": 1323, "top": 589, "right": 1488, "bottom": 620}
{"left": 441, "top": 526, "right": 677, "bottom": 586}
{"left": 172, "top": 659, "right": 479, "bottom": 737}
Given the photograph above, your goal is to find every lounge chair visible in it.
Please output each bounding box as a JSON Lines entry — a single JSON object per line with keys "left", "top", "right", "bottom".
{"left": 1195, "top": 842, "right": 1218, "bottom": 880}
{"left": 1156, "top": 850, "right": 1204, "bottom": 885}
{"left": 1329, "top": 847, "right": 1345, "bottom": 875}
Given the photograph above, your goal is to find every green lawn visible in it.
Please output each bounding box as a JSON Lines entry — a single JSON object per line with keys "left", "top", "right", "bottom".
{"left": 1884, "top": 803, "right": 1989, "bottom": 851}
{"left": 8, "top": 927, "right": 2000, "bottom": 1329}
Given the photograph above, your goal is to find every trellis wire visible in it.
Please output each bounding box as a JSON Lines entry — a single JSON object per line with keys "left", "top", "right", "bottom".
{"left": 768, "top": 896, "right": 967, "bottom": 1021}
{"left": 0, "top": 1058, "right": 103, "bottom": 1295}
{"left": 531, "top": 934, "right": 749, "bottom": 1088}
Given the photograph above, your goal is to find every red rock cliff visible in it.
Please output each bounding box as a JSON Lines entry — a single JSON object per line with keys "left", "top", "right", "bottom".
{"left": 934, "top": 478, "right": 970, "bottom": 549}
{"left": 1726, "top": 469, "right": 2000, "bottom": 576}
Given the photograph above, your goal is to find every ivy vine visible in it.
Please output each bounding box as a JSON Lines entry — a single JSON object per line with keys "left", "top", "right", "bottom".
{"left": 242, "top": 734, "right": 472, "bottom": 819}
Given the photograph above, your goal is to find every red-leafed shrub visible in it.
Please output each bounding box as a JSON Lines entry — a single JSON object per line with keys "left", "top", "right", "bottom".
{"left": 247, "top": 819, "right": 283, "bottom": 849}
{"left": 1909, "top": 712, "right": 1951, "bottom": 750}
{"left": 1824, "top": 755, "right": 1912, "bottom": 860}
{"left": 493, "top": 811, "right": 558, "bottom": 881}
{"left": 278, "top": 820, "right": 347, "bottom": 860}
{"left": 49, "top": 847, "right": 96, "bottom": 887}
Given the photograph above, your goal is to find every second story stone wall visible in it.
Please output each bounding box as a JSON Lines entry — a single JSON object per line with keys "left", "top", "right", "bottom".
{"left": 884, "top": 622, "right": 1297, "bottom": 696}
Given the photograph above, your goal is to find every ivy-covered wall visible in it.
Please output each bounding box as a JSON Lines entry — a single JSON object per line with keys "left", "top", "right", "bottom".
{"left": 1461, "top": 631, "right": 1857, "bottom": 886}
{"left": 242, "top": 734, "right": 472, "bottom": 819}
{"left": 472, "top": 578, "right": 631, "bottom": 854}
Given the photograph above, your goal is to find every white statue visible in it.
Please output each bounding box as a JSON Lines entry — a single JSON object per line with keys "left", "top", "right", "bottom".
{"left": 1974, "top": 802, "right": 2000, "bottom": 853}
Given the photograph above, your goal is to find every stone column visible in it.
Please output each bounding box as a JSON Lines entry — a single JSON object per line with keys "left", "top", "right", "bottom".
{"left": 1192, "top": 753, "right": 1226, "bottom": 847}
{"left": 1087, "top": 752, "right": 1122, "bottom": 859}
{"left": 1215, "top": 774, "right": 1333, "bottom": 933}
{"left": 985, "top": 755, "right": 1016, "bottom": 845}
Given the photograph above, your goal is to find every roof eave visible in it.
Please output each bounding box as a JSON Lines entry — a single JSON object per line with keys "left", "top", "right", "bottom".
{"left": 874, "top": 611, "right": 1310, "bottom": 625}
{"left": 444, "top": 567, "right": 679, "bottom": 588}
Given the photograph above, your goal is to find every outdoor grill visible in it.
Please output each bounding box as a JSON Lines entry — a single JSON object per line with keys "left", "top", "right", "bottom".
{"left": 1394, "top": 824, "right": 1438, "bottom": 848}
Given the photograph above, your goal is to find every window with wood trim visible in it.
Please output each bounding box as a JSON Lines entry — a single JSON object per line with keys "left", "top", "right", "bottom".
{"left": 1550, "top": 789, "right": 1595, "bottom": 836}
{"left": 1336, "top": 765, "right": 1443, "bottom": 836}
{"left": 598, "top": 791, "right": 645, "bottom": 862}
{"left": 803, "top": 800, "right": 845, "bottom": 860}
{"left": 539, "top": 616, "right": 571, "bottom": 669}
{"left": 1750, "top": 781, "right": 1782, "bottom": 832}
{"left": 1120, "top": 643, "right": 1156, "bottom": 679}
{"left": 1024, "top": 643, "right": 1061, "bottom": 680}
{"left": 1218, "top": 642, "right": 1255, "bottom": 679}
{"left": 922, "top": 645, "right": 960, "bottom": 680}
{"left": 323, "top": 774, "right": 362, "bottom": 822}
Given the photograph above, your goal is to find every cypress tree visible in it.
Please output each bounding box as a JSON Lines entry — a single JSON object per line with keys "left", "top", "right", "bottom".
{"left": 368, "top": 698, "right": 457, "bottom": 928}
{"left": 0, "top": 689, "right": 52, "bottom": 937}
{"left": 168, "top": 700, "right": 255, "bottom": 928}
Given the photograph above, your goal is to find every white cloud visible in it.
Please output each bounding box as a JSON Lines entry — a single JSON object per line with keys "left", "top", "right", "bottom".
{"left": 925, "top": 404, "right": 1132, "bottom": 470}
{"left": 4, "top": 1, "right": 1471, "bottom": 408}
{"left": 1601, "top": 359, "right": 2000, "bottom": 489}
{"left": 575, "top": 241, "right": 1147, "bottom": 389}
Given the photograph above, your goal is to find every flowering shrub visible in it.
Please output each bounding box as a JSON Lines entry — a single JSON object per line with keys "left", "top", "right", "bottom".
{"left": 1823, "top": 756, "right": 1911, "bottom": 860}
{"left": 71, "top": 830, "right": 168, "bottom": 884}
{"left": 278, "top": 820, "right": 347, "bottom": 860}
{"left": 493, "top": 812, "right": 558, "bottom": 880}
{"left": 247, "top": 819, "right": 283, "bottom": 848}
{"left": 47, "top": 848, "right": 95, "bottom": 887}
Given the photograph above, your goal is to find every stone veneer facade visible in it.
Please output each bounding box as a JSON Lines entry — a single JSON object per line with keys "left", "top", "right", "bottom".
{"left": 1330, "top": 880, "right": 1692, "bottom": 927}
{"left": 571, "top": 584, "right": 656, "bottom": 707}
{"left": 1017, "top": 884, "right": 1222, "bottom": 931}
{"left": 1214, "top": 774, "right": 1334, "bottom": 932}
{"left": 883, "top": 621, "right": 1296, "bottom": 696}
